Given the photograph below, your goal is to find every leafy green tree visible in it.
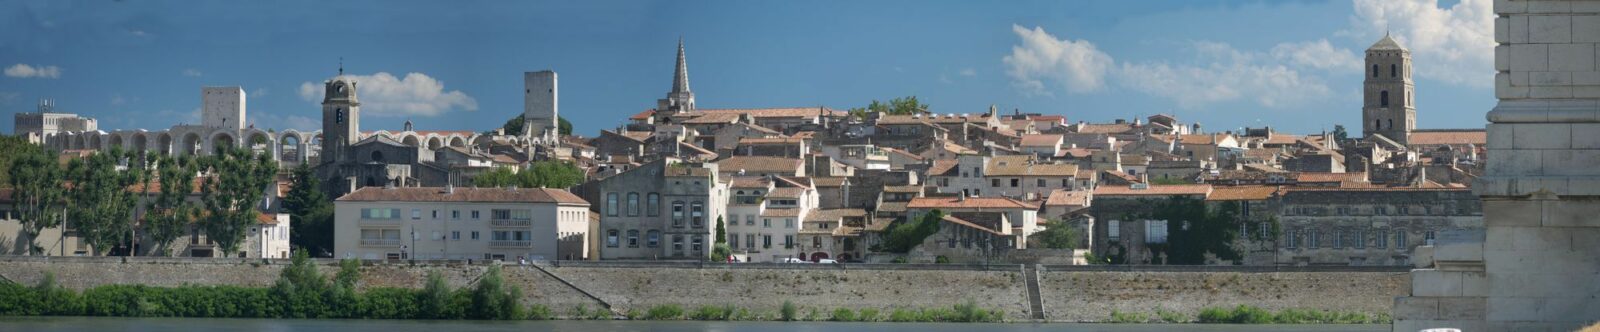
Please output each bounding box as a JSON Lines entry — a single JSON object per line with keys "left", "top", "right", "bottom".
{"left": 284, "top": 163, "right": 334, "bottom": 256}
{"left": 558, "top": 116, "right": 572, "bottom": 136}
{"left": 272, "top": 251, "right": 329, "bottom": 318}
{"left": 418, "top": 270, "right": 453, "bottom": 319}
{"left": 848, "top": 96, "right": 929, "bottom": 119}
{"left": 1332, "top": 125, "right": 1349, "bottom": 142}
{"left": 0, "top": 135, "right": 39, "bottom": 185}
{"left": 198, "top": 148, "right": 278, "bottom": 256}
{"left": 144, "top": 155, "right": 198, "bottom": 255}
{"left": 469, "top": 265, "right": 523, "bottom": 320}
{"left": 64, "top": 148, "right": 140, "bottom": 255}
{"left": 1034, "top": 219, "right": 1081, "bottom": 249}
{"left": 471, "top": 161, "right": 585, "bottom": 189}
{"left": 7, "top": 145, "right": 63, "bottom": 255}
{"left": 1148, "top": 197, "right": 1242, "bottom": 265}
{"left": 714, "top": 216, "right": 726, "bottom": 244}
{"left": 125, "top": 150, "right": 156, "bottom": 255}
{"left": 500, "top": 115, "right": 572, "bottom": 136}
{"left": 880, "top": 210, "right": 944, "bottom": 253}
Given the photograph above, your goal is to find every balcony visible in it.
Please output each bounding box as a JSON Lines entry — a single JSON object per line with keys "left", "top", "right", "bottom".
{"left": 360, "top": 239, "right": 401, "bottom": 246}
{"left": 490, "top": 219, "right": 532, "bottom": 227}
{"left": 490, "top": 240, "right": 532, "bottom": 248}
{"left": 360, "top": 217, "right": 403, "bottom": 224}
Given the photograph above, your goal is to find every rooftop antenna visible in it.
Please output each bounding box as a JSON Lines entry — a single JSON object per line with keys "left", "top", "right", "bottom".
{"left": 338, "top": 57, "right": 344, "bottom": 75}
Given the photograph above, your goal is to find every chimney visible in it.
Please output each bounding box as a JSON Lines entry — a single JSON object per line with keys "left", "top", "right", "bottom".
{"left": 444, "top": 182, "right": 454, "bottom": 194}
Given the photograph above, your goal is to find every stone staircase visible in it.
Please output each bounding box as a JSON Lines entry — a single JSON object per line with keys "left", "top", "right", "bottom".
{"left": 1022, "top": 264, "right": 1046, "bottom": 321}
{"left": 525, "top": 262, "right": 621, "bottom": 317}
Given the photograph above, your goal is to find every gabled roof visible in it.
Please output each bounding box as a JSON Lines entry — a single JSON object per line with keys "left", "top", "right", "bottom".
{"left": 1408, "top": 130, "right": 1486, "bottom": 146}
{"left": 1093, "top": 184, "right": 1212, "bottom": 196}
{"left": 940, "top": 215, "right": 1005, "bottom": 235}
{"left": 1019, "top": 134, "right": 1063, "bottom": 147}
{"left": 1044, "top": 189, "right": 1090, "bottom": 207}
{"left": 928, "top": 159, "right": 959, "bottom": 177}
{"left": 1368, "top": 34, "right": 1407, "bottom": 51}
{"left": 1205, "top": 186, "right": 1280, "bottom": 201}
{"left": 985, "top": 155, "right": 1079, "bottom": 177}
{"left": 907, "top": 196, "right": 1035, "bottom": 209}
{"left": 716, "top": 156, "right": 803, "bottom": 173}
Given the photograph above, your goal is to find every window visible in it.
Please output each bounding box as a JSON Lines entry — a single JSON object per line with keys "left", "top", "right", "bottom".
{"left": 784, "top": 235, "right": 795, "bottom": 249}
{"left": 1108, "top": 220, "right": 1121, "bottom": 241}
{"left": 431, "top": 210, "right": 438, "bottom": 219}
{"left": 492, "top": 209, "right": 531, "bottom": 220}
{"left": 1355, "top": 229, "right": 1366, "bottom": 249}
{"left": 691, "top": 202, "right": 704, "bottom": 227}
{"left": 627, "top": 193, "right": 640, "bottom": 216}
{"left": 606, "top": 230, "right": 619, "bottom": 247}
{"left": 646, "top": 230, "right": 660, "bottom": 247}
{"left": 451, "top": 231, "right": 460, "bottom": 240}
{"left": 991, "top": 179, "right": 1001, "bottom": 187}
{"left": 746, "top": 215, "right": 755, "bottom": 226}
{"left": 451, "top": 210, "right": 460, "bottom": 219}
{"left": 471, "top": 231, "right": 479, "bottom": 240}
{"left": 627, "top": 230, "right": 640, "bottom": 247}
{"left": 606, "top": 193, "right": 619, "bottom": 216}
{"left": 764, "top": 218, "right": 772, "bottom": 228}
{"left": 730, "top": 233, "right": 740, "bottom": 249}
{"left": 785, "top": 218, "right": 795, "bottom": 229}
{"left": 692, "top": 236, "right": 703, "bottom": 252}
{"left": 673, "top": 235, "right": 684, "bottom": 252}
{"left": 812, "top": 236, "right": 822, "bottom": 248}
{"left": 762, "top": 235, "right": 772, "bottom": 249}
{"left": 1333, "top": 230, "right": 1344, "bottom": 249}
{"left": 1286, "top": 230, "right": 1299, "bottom": 249}
{"left": 370, "top": 150, "right": 384, "bottom": 162}
{"left": 1380, "top": 90, "right": 1389, "bottom": 107}
{"left": 1390, "top": 64, "right": 1397, "bottom": 77}
{"left": 1372, "top": 64, "right": 1379, "bottom": 77}
{"left": 361, "top": 208, "right": 402, "bottom": 219}
{"left": 1376, "top": 229, "right": 1388, "bottom": 248}
{"left": 1010, "top": 179, "right": 1019, "bottom": 187}
{"left": 411, "top": 209, "right": 421, "bottom": 219}
{"left": 472, "top": 210, "right": 480, "bottom": 219}
{"left": 1425, "top": 231, "right": 1436, "bottom": 246}
{"left": 1061, "top": 179, "right": 1070, "bottom": 187}
{"left": 1258, "top": 222, "right": 1269, "bottom": 240}
{"left": 646, "top": 193, "right": 660, "bottom": 216}
{"left": 1375, "top": 206, "right": 1387, "bottom": 215}
{"left": 1309, "top": 229, "right": 1320, "bottom": 249}
{"left": 1037, "top": 179, "right": 1046, "bottom": 187}
{"left": 672, "top": 201, "right": 685, "bottom": 227}
{"left": 1398, "top": 206, "right": 1409, "bottom": 215}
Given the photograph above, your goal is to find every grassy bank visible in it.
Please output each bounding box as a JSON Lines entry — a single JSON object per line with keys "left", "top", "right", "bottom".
{"left": 1105, "top": 305, "right": 1390, "bottom": 324}
{"left": 0, "top": 252, "right": 1003, "bottom": 323}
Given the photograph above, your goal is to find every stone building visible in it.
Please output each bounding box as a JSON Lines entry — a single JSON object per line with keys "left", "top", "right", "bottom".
{"left": 332, "top": 186, "right": 591, "bottom": 261}
{"left": 585, "top": 158, "right": 727, "bottom": 260}
{"left": 722, "top": 176, "right": 818, "bottom": 262}
{"left": 1276, "top": 187, "right": 1481, "bottom": 267}
{"left": 929, "top": 154, "right": 1082, "bottom": 200}
{"left": 1362, "top": 33, "right": 1417, "bottom": 145}
{"left": 1087, "top": 184, "right": 1213, "bottom": 264}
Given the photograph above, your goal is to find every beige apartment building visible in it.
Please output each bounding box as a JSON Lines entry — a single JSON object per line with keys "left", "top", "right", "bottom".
{"left": 333, "top": 186, "right": 591, "bottom": 261}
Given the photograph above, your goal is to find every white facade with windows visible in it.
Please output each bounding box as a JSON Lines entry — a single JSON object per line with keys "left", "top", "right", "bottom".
{"left": 333, "top": 187, "right": 591, "bottom": 261}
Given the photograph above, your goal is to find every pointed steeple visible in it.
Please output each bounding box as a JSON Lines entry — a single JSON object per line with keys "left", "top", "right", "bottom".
{"left": 672, "top": 37, "right": 691, "bottom": 94}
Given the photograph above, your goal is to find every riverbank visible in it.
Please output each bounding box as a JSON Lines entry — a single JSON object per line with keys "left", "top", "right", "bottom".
{"left": 0, "top": 255, "right": 1408, "bottom": 323}
{"left": 0, "top": 316, "right": 1394, "bottom": 332}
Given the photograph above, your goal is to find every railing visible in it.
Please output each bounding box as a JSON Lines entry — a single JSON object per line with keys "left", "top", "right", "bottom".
{"left": 360, "top": 239, "right": 401, "bottom": 246}
{"left": 490, "top": 219, "right": 532, "bottom": 227}
{"left": 490, "top": 240, "right": 532, "bottom": 248}
{"left": 360, "top": 217, "right": 402, "bottom": 224}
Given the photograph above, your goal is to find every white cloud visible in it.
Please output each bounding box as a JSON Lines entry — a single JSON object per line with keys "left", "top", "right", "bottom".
{"left": 1003, "top": 24, "right": 1114, "bottom": 95}
{"left": 959, "top": 68, "right": 977, "bottom": 77}
{"left": 1270, "top": 39, "right": 1362, "bottom": 72}
{"left": 183, "top": 68, "right": 203, "bottom": 77}
{"left": 1347, "top": 0, "right": 1494, "bottom": 87}
{"left": 110, "top": 94, "right": 126, "bottom": 107}
{"left": 298, "top": 72, "right": 478, "bottom": 117}
{"left": 250, "top": 88, "right": 269, "bottom": 97}
{"left": 1119, "top": 49, "right": 1333, "bottom": 109}
{"left": 5, "top": 64, "right": 61, "bottom": 79}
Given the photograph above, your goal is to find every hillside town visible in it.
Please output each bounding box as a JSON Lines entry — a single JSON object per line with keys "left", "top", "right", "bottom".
{"left": 2, "top": 35, "right": 1486, "bottom": 267}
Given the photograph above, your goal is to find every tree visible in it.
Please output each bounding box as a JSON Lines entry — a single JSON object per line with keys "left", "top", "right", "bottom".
{"left": 558, "top": 116, "right": 572, "bottom": 136}
{"left": 125, "top": 150, "right": 157, "bottom": 256}
{"left": 847, "top": 96, "right": 928, "bottom": 119}
{"left": 198, "top": 148, "right": 279, "bottom": 256}
{"left": 1034, "top": 219, "right": 1081, "bottom": 250}
{"left": 471, "top": 161, "right": 585, "bottom": 189}
{"left": 500, "top": 115, "right": 572, "bottom": 136}
{"left": 145, "top": 155, "right": 199, "bottom": 255}
{"left": 1148, "top": 196, "right": 1242, "bottom": 265}
{"left": 7, "top": 146, "right": 63, "bottom": 255}
{"left": 714, "top": 216, "right": 726, "bottom": 244}
{"left": 64, "top": 148, "right": 140, "bottom": 255}
{"left": 1332, "top": 124, "right": 1349, "bottom": 142}
{"left": 284, "top": 163, "right": 334, "bottom": 256}
{"left": 0, "top": 135, "right": 39, "bottom": 185}
{"left": 880, "top": 209, "right": 944, "bottom": 253}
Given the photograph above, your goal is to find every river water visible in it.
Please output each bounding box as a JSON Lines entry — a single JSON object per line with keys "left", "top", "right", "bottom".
{"left": 0, "top": 316, "right": 1390, "bottom": 332}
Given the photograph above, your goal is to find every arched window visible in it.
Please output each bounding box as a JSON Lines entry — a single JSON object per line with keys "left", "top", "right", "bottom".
{"left": 605, "top": 193, "right": 619, "bottom": 216}
{"left": 1391, "top": 64, "right": 1397, "bottom": 77}
{"left": 1388, "top": 119, "right": 1394, "bottom": 130}
{"left": 1375, "top": 119, "right": 1381, "bottom": 130}
{"left": 626, "top": 192, "right": 640, "bottom": 216}
{"left": 370, "top": 150, "right": 384, "bottom": 162}
{"left": 1380, "top": 90, "right": 1390, "bottom": 107}
{"left": 1372, "top": 64, "right": 1379, "bottom": 77}
{"left": 646, "top": 193, "right": 660, "bottom": 217}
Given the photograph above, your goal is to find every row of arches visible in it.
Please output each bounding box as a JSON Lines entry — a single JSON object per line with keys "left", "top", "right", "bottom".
{"left": 43, "top": 128, "right": 496, "bottom": 166}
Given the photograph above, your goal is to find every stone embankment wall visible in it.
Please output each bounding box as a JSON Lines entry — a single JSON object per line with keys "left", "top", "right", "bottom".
{"left": 0, "top": 257, "right": 1407, "bottom": 322}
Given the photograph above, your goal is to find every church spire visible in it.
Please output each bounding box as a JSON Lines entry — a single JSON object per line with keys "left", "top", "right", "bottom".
{"left": 672, "top": 37, "right": 690, "bottom": 94}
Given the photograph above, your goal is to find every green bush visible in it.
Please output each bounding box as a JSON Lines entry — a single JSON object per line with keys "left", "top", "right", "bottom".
{"left": 527, "top": 304, "right": 553, "bottom": 320}
{"left": 645, "top": 304, "right": 683, "bottom": 320}
{"left": 1156, "top": 308, "right": 1187, "bottom": 323}
{"left": 780, "top": 300, "right": 797, "bottom": 321}
{"left": 888, "top": 308, "right": 917, "bottom": 322}
{"left": 857, "top": 308, "right": 879, "bottom": 322}
{"left": 934, "top": 256, "right": 950, "bottom": 264}
{"left": 1110, "top": 309, "right": 1147, "bottom": 323}
{"left": 690, "top": 305, "right": 734, "bottom": 320}
{"left": 830, "top": 308, "right": 856, "bottom": 321}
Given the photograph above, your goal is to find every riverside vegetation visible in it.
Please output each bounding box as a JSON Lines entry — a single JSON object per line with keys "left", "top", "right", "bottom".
{"left": 0, "top": 252, "right": 1005, "bottom": 322}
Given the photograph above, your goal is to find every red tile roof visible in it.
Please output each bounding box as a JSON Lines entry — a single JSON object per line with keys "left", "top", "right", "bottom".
{"left": 1093, "top": 184, "right": 1212, "bottom": 196}
{"left": 716, "top": 156, "right": 803, "bottom": 173}
{"left": 1019, "top": 134, "right": 1063, "bottom": 147}
{"left": 1408, "top": 130, "right": 1487, "bottom": 146}
{"left": 1205, "top": 186, "right": 1280, "bottom": 201}
{"left": 907, "top": 196, "right": 1035, "bottom": 209}
{"left": 336, "top": 187, "right": 589, "bottom": 205}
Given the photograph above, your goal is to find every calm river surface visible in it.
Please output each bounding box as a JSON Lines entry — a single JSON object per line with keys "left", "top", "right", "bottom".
{"left": 0, "top": 316, "right": 1390, "bottom": 332}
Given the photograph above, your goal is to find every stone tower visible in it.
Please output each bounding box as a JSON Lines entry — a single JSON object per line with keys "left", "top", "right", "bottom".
{"left": 655, "top": 38, "right": 695, "bottom": 123}
{"left": 320, "top": 72, "right": 360, "bottom": 165}
{"left": 523, "top": 70, "right": 559, "bottom": 143}
{"left": 1362, "top": 33, "right": 1416, "bottom": 145}
{"left": 202, "top": 86, "right": 246, "bottom": 130}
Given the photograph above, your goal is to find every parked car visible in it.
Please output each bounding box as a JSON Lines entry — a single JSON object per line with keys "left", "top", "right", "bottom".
{"left": 780, "top": 257, "right": 808, "bottom": 263}
{"left": 816, "top": 259, "right": 838, "bottom": 264}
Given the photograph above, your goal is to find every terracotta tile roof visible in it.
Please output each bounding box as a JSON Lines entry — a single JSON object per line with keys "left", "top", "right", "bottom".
{"left": 677, "top": 141, "right": 717, "bottom": 155}
{"left": 680, "top": 112, "right": 742, "bottom": 124}
{"left": 907, "top": 196, "right": 1035, "bottom": 209}
{"left": 1076, "top": 169, "right": 1098, "bottom": 179}
{"left": 1152, "top": 134, "right": 1228, "bottom": 145}
{"left": 336, "top": 187, "right": 589, "bottom": 205}
{"left": 1262, "top": 134, "right": 1305, "bottom": 146}
{"left": 738, "top": 137, "right": 805, "bottom": 145}
{"left": 1020, "top": 134, "right": 1063, "bottom": 147}
{"left": 877, "top": 114, "right": 988, "bottom": 125}
{"left": 790, "top": 131, "right": 816, "bottom": 139}
{"left": 630, "top": 109, "right": 656, "bottom": 120}
{"left": 698, "top": 107, "right": 845, "bottom": 118}
{"left": 1102, "top": 170, "right": 1139, "bottom": 182}
{"left": 876, "top": 201, "right": 908, "bottom": 212}
{"left": 812, "top": 177, "right": 848, "bottom": 187}
{"left": 806, "top": 208, "right": 868, "bottom": 222}
{"left": 1408, "top": 130, "right": 1487, "bottom": 146}
{"left": 1058, "top": 148, "right": 1094, "bottom": 158}
{"left": 941, "top": 215, "right": 1004, "bottom": 235}
{"left": 865, "top": 217, "right": 896, "bottom": 231}
{"left": 662, "top": 165, "right": 713, "bottom": 177}
{"left": 717, "top": 156, "right": 802, "bottom": 173}
{"left": 1075, "top": 123, "right": 1135, "bottom": 134}
{"left": 928, "top": 159, "right": 959, "bottom": 177}
{"left": 1093, "top": 184, "right": 1212, "bottom": 196}
{"left": 941, "top": 141, "right": 978, "bottom": 155}
{"left": 881, "top": 147, "right": 924, "bottom": 160}
{"left": 1205, "top": 186, "right": 1280, "bottom": 201}
{"left": 1044, "top": 189, "right": 1091, "bottom": 207}
{"left": 768, "top": 187, "right": 805, "bottom": 199}
{"left": 728, "top": 176, "right": 771, "bottom": 188}
{"left": 883, "top": 185, "right": 923, "bottom": 193}
{"left": 984, "top": 155, "right": 1078, "bottom": 177}
{"left": 1031, "top": 115, "right": 1065, "bottom": 122}
{"left": 1296, "top": 172, "right": 1366, "bottom": 183}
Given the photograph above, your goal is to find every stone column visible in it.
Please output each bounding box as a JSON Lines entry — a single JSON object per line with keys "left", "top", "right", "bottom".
{"left": 1394, "top": 1, "right": 1600, "bottom": 331}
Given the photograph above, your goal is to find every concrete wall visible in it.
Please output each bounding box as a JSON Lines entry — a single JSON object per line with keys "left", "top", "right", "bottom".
{"left": 0, "top": 257, "right": 1406, "bottom": 322}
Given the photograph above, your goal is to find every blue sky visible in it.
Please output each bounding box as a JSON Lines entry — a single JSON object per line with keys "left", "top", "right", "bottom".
{"left": 0, "top": 0, "right": 1495, "bottom": 137}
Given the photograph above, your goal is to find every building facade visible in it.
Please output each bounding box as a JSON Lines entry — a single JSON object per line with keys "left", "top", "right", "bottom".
{"left": 333, "top": 187, "right": 591, "bottom": 261}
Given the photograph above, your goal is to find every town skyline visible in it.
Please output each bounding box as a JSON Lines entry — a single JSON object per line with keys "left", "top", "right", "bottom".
{"left": 1, "top": 0, "right": 1495, "bottom": 136}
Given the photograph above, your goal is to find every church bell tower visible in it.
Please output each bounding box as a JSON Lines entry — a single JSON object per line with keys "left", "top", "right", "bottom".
{"left": 320, "top": 67, "right": 361, "bottom": 165}
{"left": 1362, "top": 33, "right": 1416, "bottom": 145}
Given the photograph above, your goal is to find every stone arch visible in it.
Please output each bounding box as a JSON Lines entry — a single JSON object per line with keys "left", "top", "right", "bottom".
{"left": 87, "top": 134, "right": 103, "bottom": 150}
{"left": 131, "top": 132, "right": 149, "bottom": 154}
{"left": 426, "top": 136, "right": 444, "bottom": 150}
{"left": 157, "top": 133, "right": 174, "bottom": 155}
{"left": 279, "top": 130, "right": 304, "bottom": 163}
{"left": 181, "top": 132, "right": 203, "bottom": 156}
{"left": 401, "top": 134, "right": 421, "bottom": 147}
{"left": 472, "top": 135, "right": 494, "bottom": 148}
{"left": 108, "top": 134, "right": 125, "bottom": 150}
{"left": 809, "top": 252, "right": 829, "bottom": 262}
{"left": 210, "top": 131, "right": 237, "bottom": 154}
{"left": 449, "top": 136, "right": 467, "bottom": 148}
{"left": 245, "top": 130, "right": 274, "bottom": 157}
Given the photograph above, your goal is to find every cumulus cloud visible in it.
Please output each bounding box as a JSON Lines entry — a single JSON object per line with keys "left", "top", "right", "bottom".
{"left": 5, "top": 64, "right": 61, "bottom": 79}
{"left": 1003, "top": 24, "right": 1114, "bottom": 95}
{"left": 298, "top": 72, "right": 478, "bottom": 117}
{"left": 1270, "top": 39, "right": 1362, "bottom": 72}
{"left": 183, "top": 68, "right": 203, "bottom": 77}
{"left": 1346, "top": 0, "right": 1494, "bottom": 87}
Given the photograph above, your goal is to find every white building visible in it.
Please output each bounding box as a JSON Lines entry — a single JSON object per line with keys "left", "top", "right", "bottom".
{"left": 334, "top": 186, "right": 592, "bottom": 261}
